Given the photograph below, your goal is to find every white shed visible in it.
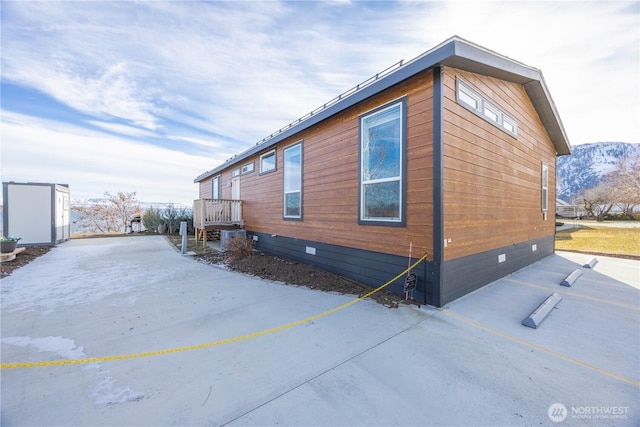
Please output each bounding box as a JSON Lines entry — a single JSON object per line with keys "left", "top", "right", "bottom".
{"left": 2, "top": 182, "right": 71, "bottom": 245}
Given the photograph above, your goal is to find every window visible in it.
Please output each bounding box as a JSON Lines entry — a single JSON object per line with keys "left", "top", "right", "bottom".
{"left": 241, "top": 162, "right": 254, "bottom": 175}
{"left": 284, "top": 142, "right": 302, "bottom": 219}
{"left": 260, "top": 150, "right": 276, "bottom": 174}
{"left": 541, "top": 163, "right": 549, "bottom": 215}
{"left": 211, "top": 175, "right": 221, "bottom": 199}
{"left": 483, "top": 103, "right": 500, "bottom": 123}
{"left": 456, "top": 78, "right": 518, "bottom": 137}
{"left": 360, "top": 101, "right": 405, "bottom": 223}
{"left": 503, "top": 116, "right": 516, "bottom": 134}
{"left": 458, "top": 84, "right": 481, "bottom": 110}
{"left": 232, "top": 168, "right": 240, "bottom": 177}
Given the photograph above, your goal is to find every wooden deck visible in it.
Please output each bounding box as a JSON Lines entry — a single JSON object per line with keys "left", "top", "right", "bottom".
{"left": 193, "top": 199, "right": 243, "bottom": 245}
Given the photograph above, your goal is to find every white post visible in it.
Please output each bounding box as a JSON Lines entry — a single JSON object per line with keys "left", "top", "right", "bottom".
{"left": 179, "top": 221, "right": 188, "bottom": 254}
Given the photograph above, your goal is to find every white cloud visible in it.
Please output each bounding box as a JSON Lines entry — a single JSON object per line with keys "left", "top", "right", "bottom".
{"left": 1, "top": 0, "right": 638, "bottom": 208}
{"left": 86, "top": 120, "right": 158, "bottom": 139}
{"left": 411, "top": 1, "right": 640, "bottom": 145}
{"left": 0, "top": 112, "right": 219, "bottom": 205}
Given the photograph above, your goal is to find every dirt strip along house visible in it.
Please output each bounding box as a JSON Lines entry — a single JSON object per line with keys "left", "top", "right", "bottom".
{"left": 194, "top": 36, "right": 571, "bottom": 307}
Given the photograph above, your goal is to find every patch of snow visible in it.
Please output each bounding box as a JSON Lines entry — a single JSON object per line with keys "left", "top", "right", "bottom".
{"left": 1, "top": 238, "right": 183, "bottom": 313}
{"left": 1, "top": 335, "right": 85, "bottom": 360}
{"left": 557, "top": 142, "right": 639, "bottom": 201}
{"left": 89, "top": 375, "right": 146, "bottom": 406}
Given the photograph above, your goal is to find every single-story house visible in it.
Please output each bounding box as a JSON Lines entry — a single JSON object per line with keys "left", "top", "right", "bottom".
{"left": 556, "top": 198, "right": 581, "bottom": 219}
{"left": 194, "top": 36, "right": 571, "bottom": 307}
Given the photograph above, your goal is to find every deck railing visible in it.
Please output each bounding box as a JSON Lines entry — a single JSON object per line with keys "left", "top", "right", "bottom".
{"left": 193, "top": 199, "right": 243, "bottom": 230}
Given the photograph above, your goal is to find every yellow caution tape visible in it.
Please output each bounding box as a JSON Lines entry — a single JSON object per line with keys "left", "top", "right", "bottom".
{"left": 2, "top": 253, "right": 429, "bottom": 369}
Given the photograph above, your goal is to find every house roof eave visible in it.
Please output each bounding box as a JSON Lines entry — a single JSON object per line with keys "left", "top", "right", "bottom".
{"left": 524, "top": 79, "right": 572, "bottom": 156}
{"left": 195, "top": 36, "right": 571, "bottom": 183}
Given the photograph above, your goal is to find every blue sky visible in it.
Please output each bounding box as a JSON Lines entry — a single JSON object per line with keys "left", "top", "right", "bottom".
{"left": 1, "top": 1, "right": 638, "bottom": 205}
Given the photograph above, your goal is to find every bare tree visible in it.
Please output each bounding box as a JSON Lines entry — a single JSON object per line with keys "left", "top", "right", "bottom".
{"left": 580, "top": 182, "right": 617, "bottom": 221}
{"left": 73, "top": 200, "right": 116, "bottom": 233}
{"left": 579, "top": 153, "right": 640, "bottom": 220}
{"left": 608, "top": 154, "right": 640, "bottom": 216}
{"left": 162, "top": 203, "right": 180, "bottom": 234}
{"left": 106, "top": 192, "right": 142, "bottom": 232}
{"left": 72, "top": 191, "right": 141, "bottom": 233}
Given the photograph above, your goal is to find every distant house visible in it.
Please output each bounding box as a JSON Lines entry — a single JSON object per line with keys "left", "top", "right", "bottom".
{"left": 194, "top": 36, "right": 571, "bottom": 307}
{"left": 556, "top": 198, "right": 581, "bottom": 219}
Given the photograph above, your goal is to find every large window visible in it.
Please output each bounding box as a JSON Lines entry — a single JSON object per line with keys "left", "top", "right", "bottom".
{"left": 211, "top": 175, "right": 221, "bottom": 199}
{"left": 284, "top": 142, "right": 302, "bottom": 219}
{"left": 260, "top": 150, "right": 276, "bottom": 174}
{"left": 360, "top": 101, "right": 405, "bottom": 224}
{"left": 541, "top": 163, "right": 549, "bottom": 216}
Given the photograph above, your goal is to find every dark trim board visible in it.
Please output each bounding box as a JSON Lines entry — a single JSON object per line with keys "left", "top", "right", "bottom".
{"left": 432, "top": 66, "right": 444, "bottom": 307}
{"left": 440, "top": 236, "right": 555, "bottom": 306}
{"left": 249, "top": 231, "right": 436, "bottom": 305}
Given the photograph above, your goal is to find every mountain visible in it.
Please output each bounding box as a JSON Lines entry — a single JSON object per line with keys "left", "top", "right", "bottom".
{"left": 556, "top": 142, "right": 639, "bottom": 202}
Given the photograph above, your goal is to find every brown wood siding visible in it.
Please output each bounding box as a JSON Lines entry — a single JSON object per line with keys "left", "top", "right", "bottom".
{"left": 198, "top": 179, "right": 211, "bottom": 199}
{"left": 215, "top": 70, "right": 435, "bottom": 258}
{"left": 442, "top": 67, "right": 557, "bottom": 261}
{"left": 198, "top": 171, "right": 235, "bottom": 200}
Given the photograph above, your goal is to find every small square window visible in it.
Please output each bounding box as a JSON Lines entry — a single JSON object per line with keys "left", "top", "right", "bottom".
{"left": 241, "top": 162, "right": 254, "bottom": 175}
{"left": 232, "top": 168, "right": 240, "bottom": 177}
{"left": 484, "top": 104, "right": 500, "bottom": 123}
{"left": 503, "top": 116, "right": 517, "bottom": 134}
{"left": 260, "top": 150, "right": 276, "bottom": 174}
{"left": 458, "top": 84, "right": 481, "bottom": 111}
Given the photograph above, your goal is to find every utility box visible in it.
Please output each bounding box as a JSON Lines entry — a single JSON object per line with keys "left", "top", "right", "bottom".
{"left": 220, "top": 229, "right": 246, "bottom": 250}
{"left": 2, "top": 182, "right": 71, "bottom": 245}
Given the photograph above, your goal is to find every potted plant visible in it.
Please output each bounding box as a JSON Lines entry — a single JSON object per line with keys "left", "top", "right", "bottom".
{"left": 1, "top": 237, "right": 21, "bottom": 253}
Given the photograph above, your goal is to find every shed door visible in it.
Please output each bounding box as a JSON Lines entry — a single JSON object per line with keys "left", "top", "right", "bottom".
{"left": 55, "top": 191, "right": 70, "bottom": 242}
{"left": 62, "top": 193, "right": 70, "bottom": 240}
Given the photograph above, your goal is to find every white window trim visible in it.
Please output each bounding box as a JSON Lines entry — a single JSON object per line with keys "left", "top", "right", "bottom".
{"left": 260, "top": 149, "right": 276, "bottom": 174}
{"left": 283, "top": 142, "right": 302, "bottom": 219}
{"left": 456, "top": 78, "right": 518, "bottom": 138}
{"left": 359, "top": 101, "right": 404, "bottom": 224}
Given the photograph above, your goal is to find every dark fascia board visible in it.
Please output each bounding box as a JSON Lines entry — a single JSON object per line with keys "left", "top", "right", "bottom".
{"left": 195, "top": 36, "right": 571, "bottom": 182}
{"left": 524, "top": 79, "right": 571, "bottom": 155}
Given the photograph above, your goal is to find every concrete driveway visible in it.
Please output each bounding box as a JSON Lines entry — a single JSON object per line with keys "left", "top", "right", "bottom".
{"left": 1, "top": 236, "right": 638, "bottom": 426}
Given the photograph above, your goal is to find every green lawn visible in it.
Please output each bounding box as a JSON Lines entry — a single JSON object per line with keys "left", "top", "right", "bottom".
{"left": 555, "top": 225, "right": 640, "bottom": 257}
